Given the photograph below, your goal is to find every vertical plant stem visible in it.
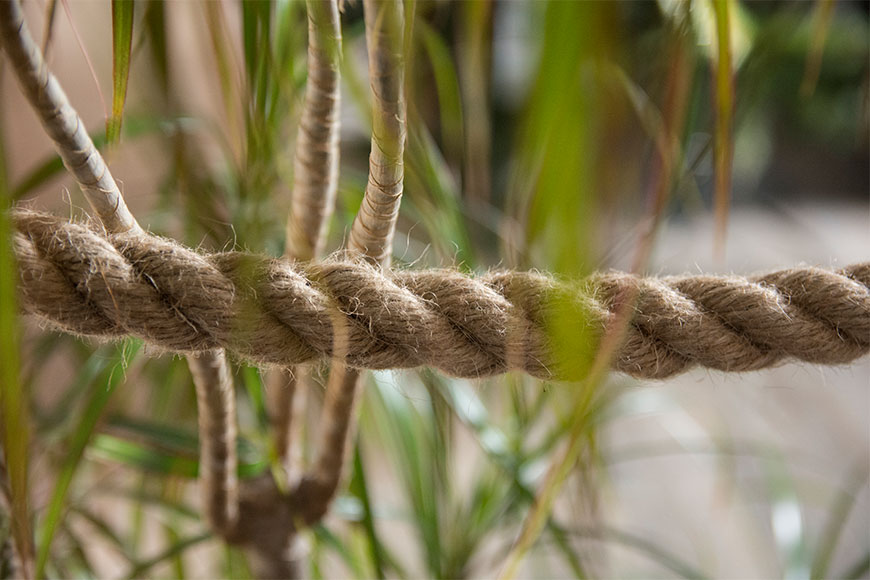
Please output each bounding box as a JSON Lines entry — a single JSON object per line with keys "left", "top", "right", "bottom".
{"left": 0, "top": 0, "right": 239, "bottom": 547}
{"left": 302, "top": 0, "right": 406, "bottom": 518}
{"left": 347, "top": 0, "right": 407, "bottom": 266}
{"left": 188, "top": 351, "right": 239, "bottom": 536}
{"left": 272, "top": 0, "right": 343, "bottom": 467}
{"left": 712, "top": 0, "right": 733, "bottom": 263}
{"left": 286, "top": 0, "right": 342, "bottom": 263}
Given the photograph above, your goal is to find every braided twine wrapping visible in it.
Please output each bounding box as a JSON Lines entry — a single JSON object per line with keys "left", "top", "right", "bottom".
{"left": 13, "top": 210, "right": 870, "bottom": 381}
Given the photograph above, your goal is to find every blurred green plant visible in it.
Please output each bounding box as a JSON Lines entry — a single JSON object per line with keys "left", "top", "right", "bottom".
{"left": 0, "top": 0, "right": 867, "bottom": 578}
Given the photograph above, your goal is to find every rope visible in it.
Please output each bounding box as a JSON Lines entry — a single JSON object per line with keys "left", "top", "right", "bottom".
{"left": 12, "top": 210, "right": 870, "bottom": 381}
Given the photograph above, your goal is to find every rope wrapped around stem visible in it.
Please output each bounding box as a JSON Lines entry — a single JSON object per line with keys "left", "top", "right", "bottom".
{"left": 12, "top": 210, "right": 869, "bottom": 381}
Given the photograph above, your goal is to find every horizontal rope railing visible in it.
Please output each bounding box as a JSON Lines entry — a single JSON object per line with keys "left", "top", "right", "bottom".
{"left": 11, "top": 210, "right": 870, "bottom": 380}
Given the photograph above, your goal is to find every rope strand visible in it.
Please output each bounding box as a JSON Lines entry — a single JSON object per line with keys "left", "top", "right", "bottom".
{"left": 13, "top": 210, "right": 869, "bottom": 381}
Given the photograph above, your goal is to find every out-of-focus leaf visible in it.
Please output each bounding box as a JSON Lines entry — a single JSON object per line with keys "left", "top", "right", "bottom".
{"left": 349, "top": 443, "right": 386, "bottom": 579}
{"left": 108, "top": 0, "right": 135, "bottom": 145}
{"left": 89, "top": 431, "right": 267, "bottom": 479}
{"left": 569, "top": 526, "right": 710, "bottom": 579}
{"left": 123, "top": 532, "right": 211, "bottom": 580}
{"left": 142, "top": 1, "right": 168, "bottom": 95}
{"left": 404, "top": 123, "right": 474, "bottom": 267}
{"left": 839, "top": 552, "right": 870, "bottom": 580}
{"left": 0, "top": 84, "right": 33, "bottom": 580}
{"left": 366, "top": 372, "right": 443, "bottom": 577}
{"left": 311, "top": 525, "right": 369, "bottom": 580}
{"left": 800, "top": 0, "right": 836, "bottom": 97}
{"left": 811, "top": 461, "right": 869, "bottom": 579}
{"left": 36, "top": 339, "right": 142, "bottom": 579}
{"left": 88, "top": 434, "right": 199, "bottom": 478}
{"left": 691, "top": 0, "right": 754, "bottom": 68}
{"left": 712, "top": 0, "right": 734, "bottom": 262}
{"left": 417, "top": 20, "right": 464, "bottom": 165}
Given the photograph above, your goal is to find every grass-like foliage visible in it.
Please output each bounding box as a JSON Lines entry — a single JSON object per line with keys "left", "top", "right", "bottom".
{"left": 1, "top": 0, "right": 867, "bottom": 578}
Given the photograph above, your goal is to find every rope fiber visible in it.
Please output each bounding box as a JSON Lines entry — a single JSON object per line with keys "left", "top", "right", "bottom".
{"left": 12, "top": 210, "right": 870, "bottom": 381}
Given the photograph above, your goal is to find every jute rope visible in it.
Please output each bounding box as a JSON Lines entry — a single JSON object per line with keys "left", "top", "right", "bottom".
{"left": 13, "top": 210, "right": 870, "bottom": 380}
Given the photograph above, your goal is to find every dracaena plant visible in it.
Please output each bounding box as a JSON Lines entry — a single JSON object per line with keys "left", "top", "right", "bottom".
{"left": 0, "top": 1, "right": 867, "bottom": 579}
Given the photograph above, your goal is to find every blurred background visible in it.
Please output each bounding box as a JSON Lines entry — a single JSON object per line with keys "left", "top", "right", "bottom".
{"left": 1, "top": 0, "right": 868, "bottom": 578}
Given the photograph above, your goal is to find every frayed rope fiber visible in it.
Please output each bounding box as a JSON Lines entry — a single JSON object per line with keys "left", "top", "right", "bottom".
{"left": 12, "top": 210, "right": 870, "bottom": 380}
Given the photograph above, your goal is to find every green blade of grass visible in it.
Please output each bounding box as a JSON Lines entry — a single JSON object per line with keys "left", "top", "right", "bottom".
{"left": 70, "top": 506, "right": 133, "bottom": 563}
{"left": 311, "top": 525, "right": 369, "bottom": 579}
{"left": 838, "top": 552, "right": 870, "bottom": 580}
{"left": 88, "top": 434, "right": 199, "bottom": 479}
{"left": 123, "top": 532, "right": 211, "bottom": 580}
{"left": 88, "top": 432, "right": 266, "bottom": 480}
{"left": 94, "top": 484, "right": 199, "bottom": 521}
{"left": 569, "top": 525, "right": 709, "bottom": 580}
{"left": 433, "top": 374, "right": 586, "bottom": 577}
{"left": 810, "top": 460, "right": 870, "bottom": 579}
{"left": 35, "top": 339, "right": 142, "bottom": 579}
{"left": 33, "top": 346, "right": 120, "bottom": 432}
{"left": 800, "top": 0, "right": 836, "bottom": 97}
{"left": 417, "top": 20, "right": 464, "bottom": 166}
{"left": 366, "top": 373, "right": 443, "bottom": 577}
{"left": 0, "top": 77, "right": 34, "bottom": 580}
{"left": 142, "top": 0, "right": 168, "bottom": 96}
{"left": 712, "top": 0, "right": 734, "bottom": 262}
{"left": 108, "top": 0, "right": 135, "bottom": 145}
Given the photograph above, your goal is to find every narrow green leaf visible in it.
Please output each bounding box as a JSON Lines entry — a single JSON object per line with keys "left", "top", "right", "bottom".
{"left": 800, "top": 0, "right": 836, "bottom": 97}
{"left": 88, "top": 431, "right": 266, "bottom": 480}
{"left": 311, "top": 525, "right": 369, "bottom": 580}
{"left": 810, "top": 460, "right": 869, "bottom": 579}
{"left": 88, "top": 434, "right": 200, "bottom": 479}
{"left": 0, "top": 79, "right": 33, "bottom": 580}
{"left": 108, "top": 0, "right": 135, "bottom": 145}
{"left": 417, "top": 20, "right": 464, "bottom": 165}
{"left": 123, "top": 532, "right": 211, "bottom": 580}
{"left": 712, "top": 0, "right": 734, "bottom": 262}
{"left": 839, "top": 552, "right": 870, "bottom": 580}
{"left": 350, "top": 443, "right": 386, "bottom": 579}
{"left": 35, "top": 339, "right": 142, "bottom": 579}
{"left": 569, "top": 526, "right": 709, "bottom": 580}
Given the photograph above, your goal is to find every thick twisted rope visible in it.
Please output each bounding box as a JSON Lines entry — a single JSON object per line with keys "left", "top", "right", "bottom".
{"left": 12, "top": 210, "right": 869, "bottom": 380}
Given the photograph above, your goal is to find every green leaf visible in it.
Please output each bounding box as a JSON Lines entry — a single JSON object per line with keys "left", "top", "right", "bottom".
{"left": 88, "top": 434, "right": 200, "bottom": 479}
{"left": 36, "top": 339, "right": 142, "bottom": 579}
{"left": 108, "top": 0, "right": 135, "bottom": 145}
{"left": 123, "top": 532, "right": 211, "bottom": 580}
{"left": 810, "top": 461, "right": 870, "bottom": 580}
{"left": 0, "top": 79, "right": 33, "bottom": 580}
{"left": 712, "top": 0, "right": 734, "bottom": 261}
{"left": 417, "top": 20, "right": 464, "bottom": 165}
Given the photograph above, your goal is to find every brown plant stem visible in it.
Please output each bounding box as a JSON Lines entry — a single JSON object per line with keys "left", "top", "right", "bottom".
{"left": 302, "top": 0, "right": 407, "bottom": 520}
{"left": 286, "top": 0, "right": 342, "bottom": 263}
{"left": 188, "top": 350, "right": 239, "bottom": 536}
{"left": 0, "top": 0, "right": 137, "bottom": 234}
{"left": 271, "top": 0, "right": 343, "bottom": 470}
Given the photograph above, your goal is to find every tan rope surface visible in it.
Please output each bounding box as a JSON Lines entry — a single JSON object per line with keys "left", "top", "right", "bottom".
{"left": 13, "top": 210, "right": 870, "bottom": 380}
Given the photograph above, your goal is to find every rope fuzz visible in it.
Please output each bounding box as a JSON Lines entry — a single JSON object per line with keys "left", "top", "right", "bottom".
{"left": 13, "top": 210, "right": 869, "bottom": 380}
